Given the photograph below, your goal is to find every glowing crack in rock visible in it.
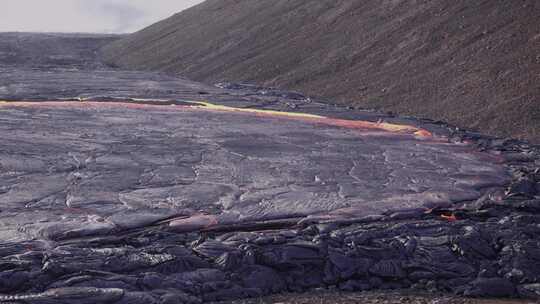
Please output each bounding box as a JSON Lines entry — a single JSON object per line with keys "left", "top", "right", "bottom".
{"left": 189, "top": 101, "right": 432, "bottom": 137}
{"left": 0, "top": 100, "right": 433, "bottom": 137}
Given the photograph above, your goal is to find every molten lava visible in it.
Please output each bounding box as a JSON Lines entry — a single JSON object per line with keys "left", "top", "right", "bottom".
{"left": 0, "top": 100, "right": 434, "bottom": 138}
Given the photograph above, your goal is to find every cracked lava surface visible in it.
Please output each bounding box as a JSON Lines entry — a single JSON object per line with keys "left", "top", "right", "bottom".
{"left": 0, "top": 100, "right": 509, "bottom": 242}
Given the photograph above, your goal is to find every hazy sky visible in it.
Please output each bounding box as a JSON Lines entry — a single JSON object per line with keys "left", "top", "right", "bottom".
{"left": 0, "top": 0, "right": 203, "bottom": 33}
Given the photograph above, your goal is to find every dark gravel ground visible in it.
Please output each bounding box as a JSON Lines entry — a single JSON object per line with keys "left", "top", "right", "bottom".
{"left": 102, "top": 0, "right": 540, "bottom": 143}
{"left": 215, "top": 289, "right": 536, "bottom": 304}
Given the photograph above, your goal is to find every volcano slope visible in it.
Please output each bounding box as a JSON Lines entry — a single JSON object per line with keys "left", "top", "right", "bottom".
{"left": 101, "top": 0, "right": 540, "bottom": 142}
{"left": 1, "top": 33, "right": 540, "bottom": 303}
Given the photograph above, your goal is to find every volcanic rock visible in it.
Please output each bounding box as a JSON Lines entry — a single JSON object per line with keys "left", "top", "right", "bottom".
{"left": 1, "top": 32, "right": 540, "bottom": 304}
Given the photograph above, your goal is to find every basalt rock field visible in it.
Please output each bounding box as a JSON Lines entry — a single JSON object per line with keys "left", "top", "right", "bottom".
{"left": 0, "top": 32, "right": 539, "bottom": 304}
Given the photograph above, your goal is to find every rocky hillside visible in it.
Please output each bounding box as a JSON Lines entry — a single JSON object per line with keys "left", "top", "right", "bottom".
{"left": 101, "top": 0, "right": 540, "bottom": 142}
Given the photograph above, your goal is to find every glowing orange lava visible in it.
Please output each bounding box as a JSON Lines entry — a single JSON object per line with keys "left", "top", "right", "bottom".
{"left": 188, "top": 101, "right": 433, "bottom": 137}
{"left": 441, "top": 214, "right": 458, "bottom": 222}
{"left": 0, "top": 100, "right": 434, "bottom": 137}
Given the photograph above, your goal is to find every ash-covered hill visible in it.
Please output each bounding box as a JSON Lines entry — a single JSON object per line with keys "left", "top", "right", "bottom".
{"left": 101, "top": 0, "right": 540, "bottom": 142}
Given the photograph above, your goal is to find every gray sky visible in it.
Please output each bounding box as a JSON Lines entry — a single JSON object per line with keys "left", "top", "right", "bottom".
{"left": 0, "top": 0, "right": 204, "bottom": 33}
